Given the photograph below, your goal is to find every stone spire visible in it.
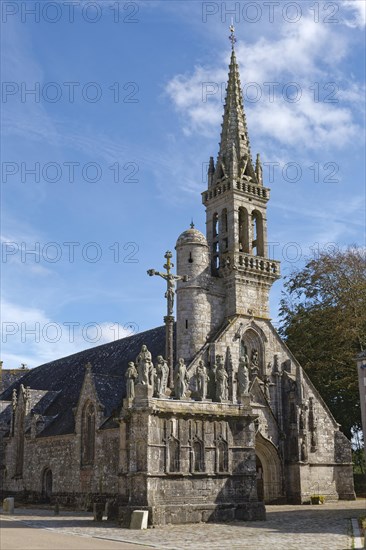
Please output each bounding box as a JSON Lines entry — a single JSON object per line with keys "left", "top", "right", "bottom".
{"left": 213, "top": 41, "right": 257, "bottom": 185}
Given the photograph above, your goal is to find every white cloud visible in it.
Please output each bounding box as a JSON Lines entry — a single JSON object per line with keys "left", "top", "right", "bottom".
{"left": 165, "top": 14, "right": 362, "bottom": 152}
{"left": 0, "top": 299, "right": 135, "bottom": 369}
{"left": 341, "top": 0, "right": 366, "bottom": 28}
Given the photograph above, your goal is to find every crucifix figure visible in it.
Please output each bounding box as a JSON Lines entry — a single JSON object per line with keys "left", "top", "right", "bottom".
{"left": 147, "top": 251, "right": 189, "bottom": 388}
{"left": 147, "top": 251, "right": 188, "bottom": 317}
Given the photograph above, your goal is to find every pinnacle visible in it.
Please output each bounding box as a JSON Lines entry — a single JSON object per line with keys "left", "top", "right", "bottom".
{"left": 213, "top": 43, "right": 256, "bottom": 184}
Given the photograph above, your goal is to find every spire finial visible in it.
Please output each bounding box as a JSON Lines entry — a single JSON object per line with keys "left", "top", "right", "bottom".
{"left": 190, "top": 219, "right": 195, "bottom": 229}
{"left": 229, "top": 20, "right": 236, "bottom": 50}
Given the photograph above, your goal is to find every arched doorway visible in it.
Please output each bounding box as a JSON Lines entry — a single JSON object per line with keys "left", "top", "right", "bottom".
{"left": 256, "top": 455, "right": 264, "bottom": 501}
{"left": 42, "top": 468, "right": 53, "bottom": 502}
{"left": 255, "top": 433, "right": 283, "bottom": 503}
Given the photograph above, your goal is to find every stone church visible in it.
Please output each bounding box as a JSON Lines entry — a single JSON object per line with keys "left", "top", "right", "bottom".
{"left": 0, "top": 37, "right": 355, "bottom": 525}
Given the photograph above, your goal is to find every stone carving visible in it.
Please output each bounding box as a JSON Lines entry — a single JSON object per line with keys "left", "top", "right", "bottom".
{"left": 136, "top": 345, "right": 153, "bottom": 385}
{"left": 195, "top": 360, "right": 208, "bottom": 400}
{"left": 174, "top": 358, "right": 189, "bottom": 399}
{"left": 125, "top": 362, "right": 138, "bottom": 399}
{"left": 301, "top": 438, "right": 308, "bottom": 462}
{"left": 237, "top": 355, "right": 250, "bottom": 397}
{"left": 251, "top": 349, "right": 260, "bottom": 377}
{"left": 299, "top": 407, "right": 306, "bottom": 431}
{"left": 263, "top": 375, "right": 271, "bottom": 401}
{"left": 154, "top": 356, "right": 169, "bottom": 397}
{"left": 215, "top": 355, "right": 228, "bottom": 401}
{"left": 147, "top": 251, "right": 188, "bottom": 317}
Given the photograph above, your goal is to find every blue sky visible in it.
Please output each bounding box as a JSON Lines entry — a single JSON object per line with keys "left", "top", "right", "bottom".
{"left": 1, "top": 0, "right": 365, "bottom": 369}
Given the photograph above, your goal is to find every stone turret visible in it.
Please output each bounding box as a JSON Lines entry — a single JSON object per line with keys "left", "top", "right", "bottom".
{"left": 175, "top": 226, "right": 210, "bottom": 362}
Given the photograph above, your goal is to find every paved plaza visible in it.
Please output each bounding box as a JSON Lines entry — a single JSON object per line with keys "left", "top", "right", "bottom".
{"left": 1, "top": 500, "right": 365, "bottom": 550}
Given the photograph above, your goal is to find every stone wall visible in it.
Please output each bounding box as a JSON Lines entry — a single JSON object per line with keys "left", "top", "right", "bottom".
{"left": 119, "top": 391, "right": 265, "bottom": 526}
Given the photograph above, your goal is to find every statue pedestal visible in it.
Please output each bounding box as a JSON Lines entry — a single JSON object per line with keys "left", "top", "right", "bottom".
{"left": 135, "top": 383, "right": 154, "bottom": 403}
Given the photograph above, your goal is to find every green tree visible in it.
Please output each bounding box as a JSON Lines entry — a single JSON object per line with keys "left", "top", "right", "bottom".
{"left": 279, "top": 247, "right": 366, "bottom": 439}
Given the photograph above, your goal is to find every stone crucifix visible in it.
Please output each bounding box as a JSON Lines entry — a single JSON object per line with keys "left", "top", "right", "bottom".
{"left": 147, "top": 251, "right": 188, "bottom": 388}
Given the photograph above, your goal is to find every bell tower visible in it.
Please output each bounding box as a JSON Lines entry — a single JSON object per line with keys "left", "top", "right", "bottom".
{"left": 202, "top": 27, "right": 280, "bottom": 320}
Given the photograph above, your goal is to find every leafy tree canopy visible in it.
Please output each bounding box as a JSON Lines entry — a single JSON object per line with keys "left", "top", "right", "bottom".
{"left": 279, "top": 247, "right": 366, "bottom": 439}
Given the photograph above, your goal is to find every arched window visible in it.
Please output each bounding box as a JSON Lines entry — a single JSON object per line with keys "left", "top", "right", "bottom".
{"left": 238, "top": 207, "right": 249, "bottom": 253}
{"left": 217, "top": 438, "right": 228, "bottom": 472}
{"left": 168, "top": 436, "right": 180, "bottom": 472}
{"left": 193, "top": 439, "right": 204, "bottom": 472}
{"left": 213, "top": 212, "right": 219, "bottom": 237}
{"left": 252, "top": 211, "right": 264, "bottom": 256}
{"left": 81, "top": 402, "right": 96, "bottom": 466}
{"left": 42, "top": 468, "right": 53, "bottom": 502}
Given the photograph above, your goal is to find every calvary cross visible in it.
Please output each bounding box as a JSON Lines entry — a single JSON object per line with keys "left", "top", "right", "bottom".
{"left": 148, "top": 251, "right": 189, "bottom": 388}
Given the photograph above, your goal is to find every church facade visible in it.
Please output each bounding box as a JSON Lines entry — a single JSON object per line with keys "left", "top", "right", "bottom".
{"left": 0, "top": 40, "right": 355, "bottom": 525}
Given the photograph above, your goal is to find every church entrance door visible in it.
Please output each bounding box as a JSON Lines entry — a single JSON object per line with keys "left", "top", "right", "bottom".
{"left": 255, "top": 433, "right": 283, "bottom": 503}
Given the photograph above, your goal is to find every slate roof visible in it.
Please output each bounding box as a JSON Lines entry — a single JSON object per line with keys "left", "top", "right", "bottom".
{"left": 0, "top": 368, "right": 29, "bottom": 394}
{"left": 0, "top": 325, "right": 166, "bottom": 437}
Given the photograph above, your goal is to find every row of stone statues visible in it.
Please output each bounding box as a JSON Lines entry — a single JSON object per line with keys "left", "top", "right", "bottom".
{"left": 126, "top": 345, "right": 251, "bottom": 402}
{"left": 126, "top": 345, "right": 169, "bottom": 399}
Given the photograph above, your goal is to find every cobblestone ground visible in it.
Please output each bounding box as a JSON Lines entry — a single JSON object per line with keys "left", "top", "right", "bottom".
{"left": 1, "top": 500, "right": 365, "bottom": 550}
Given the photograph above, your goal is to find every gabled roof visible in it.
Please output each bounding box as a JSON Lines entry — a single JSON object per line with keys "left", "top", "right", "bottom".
{"left": 0, "top": 325, "right": 166, "bottom": 436}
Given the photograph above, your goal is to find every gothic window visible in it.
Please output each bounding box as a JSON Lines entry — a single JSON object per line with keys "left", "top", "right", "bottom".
{"left": 252, "top": 210, "right": 264, "bottom": 256}
{"left": 193, "top": 439, "right": 204, "bottom": 472}
{"left": 168, "top": 436, "right": 180, "bottom": 472}
{"left": 81, "top": 402, "right": 96, "bottom": 466}
{"left": 238, "top": 207, "right": 249, "bottom": 253}
{"left": 15, "top": 408, "right": 25, "bottom": 477}
{"left": 221, "top": 209, "right": 229, "bottom": 251}
{"left": 217, "top": 438, "right": 229, "bottom": 472}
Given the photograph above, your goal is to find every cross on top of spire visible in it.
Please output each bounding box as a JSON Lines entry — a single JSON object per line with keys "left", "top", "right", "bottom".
{"left": 229, "top": 21, "right": 236, "bottom": 49}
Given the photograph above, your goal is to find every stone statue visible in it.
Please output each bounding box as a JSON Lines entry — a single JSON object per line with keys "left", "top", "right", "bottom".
{"left": 147, "top": 251, "right": 188, "bottom": 317}
{"left": 125, "top": 362, "right": 138, "bottom": 399}
{"left": 237, "top": 355, "right": 249, "bottom": 396}
{"left": 215, "top": 355, "right": 228, "bottom": 401}
{"left": 250, "top": 349, "right": 260, "bottom": 378}
{"left": 301, "top": 439, "right": 308, "bottom": 462}
{"left": 299, "top": 408, "right": 306, "bottom": 430}
{"left": 174, "top": 358, "right": 189, "bottom": 399}
{"left": 263, "top": 375, "right": 271, "bottom": 401}
{"left": 195, "top": 360, "right": 208, "bottom": 400}
{"left": 136, "top": 344, "right": 153, "bottom": 385}
{"left": 154, "top": 355, "right": 169, "bottom": 397}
